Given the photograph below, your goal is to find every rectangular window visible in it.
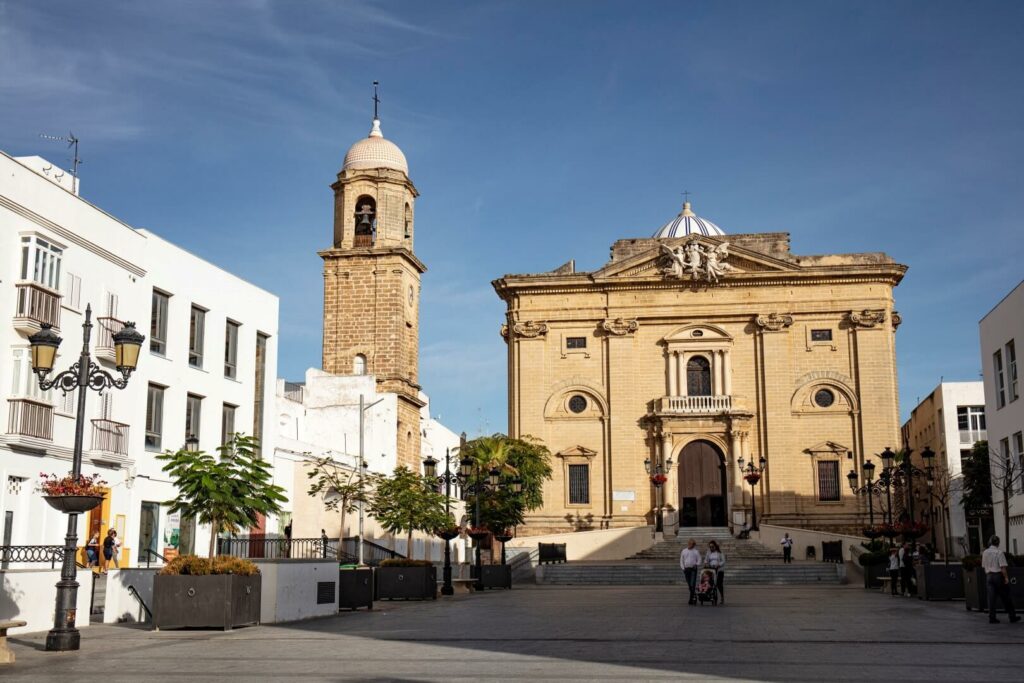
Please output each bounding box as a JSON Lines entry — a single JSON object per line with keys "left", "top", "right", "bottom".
{"left": 994, "top": 350, "right": 1006, "bottom": 409}
{"left": 1007, "top": 340, "right": 1018, "bottom": 402}
{"left": 224, "top": 321, "right": 240, "bottom": 379}
{"left": 568, "top": 464, "right": 590, "bottom": 505}
{"left": 145, "top": 384, "right": 164, "bottom": 451}
{"left": 62, "top": 272, "right": 82, "bottom": 310}
{"left": 566, "top": 337, "right": 587, "bottom": 349}
{"left": 817, "top": 461, "right": 841, "bottom": 502}
{"left": 10, "top": 348, "right": 51, "bottom": 403}
{"left": 138, "top": 501, "right": 160, "bottom": 562}
{"left": 19, "top": 236, "right": 62, "bottom": 290}
{"left": 811, "top": 329, "right": 833, "bottom": 342}
{"left": 1014, "top": 432, "right": 1024, "bottom": 494}
{"left": 150, "top": 290, "right": 169, "bottom": 355}
{"left": 185, "top": 394, "right": 202, "bottom": 444}
{"left": 253, "top": 332, "right": 268, "bottom": 456}
{"left": 221, "top": 403, "right": 236, "bottom": 446}
{"left": 189, "top": 306, "right": 205, "bottom": 368}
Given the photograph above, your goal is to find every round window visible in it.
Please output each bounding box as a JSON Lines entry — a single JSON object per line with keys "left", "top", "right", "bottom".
{"left": 692, "top": 330, "right": 704, "bottom": 337}
{"left": 568, "top": 395, "right": 588, "bottom": 414}
{"left": 814, "top": 389, "right": 835, "bottom": 408}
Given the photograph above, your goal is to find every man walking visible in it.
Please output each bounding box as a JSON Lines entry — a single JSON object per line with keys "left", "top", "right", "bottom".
{"left": 982, "top": 535, "right": 1020, "bottom": 624}
{"left": 780, "top": 533, "right": 793, "bottom": 564}
{"left": 680, "top": 538, "right": 702, "bottom": 605}
{"left": 898, "top": 542, "right": 914, "bottom": 596}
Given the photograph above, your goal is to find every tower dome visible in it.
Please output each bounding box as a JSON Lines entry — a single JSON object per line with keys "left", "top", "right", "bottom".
{"left": 653, "top": 201, "right": 725, "bottom": 238}
{"left": 342, "top": 119, "right": 408, "bottom": 174}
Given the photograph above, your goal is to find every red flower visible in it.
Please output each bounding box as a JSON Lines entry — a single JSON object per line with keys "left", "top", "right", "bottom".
{"left": 650, "top": 474, "right": 668, "bottom": 485}
{"left": 39, "top": 473, "right": 107, "bottom": 497}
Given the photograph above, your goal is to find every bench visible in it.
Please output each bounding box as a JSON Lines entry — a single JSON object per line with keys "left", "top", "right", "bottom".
{"left": 437, "top": 578, "right": 477, "bottom": 595}
{"left": 878, "top": 576, "right": 892, "bottom": 593}
{"left": 0, "top": 620, "right": 26, "bottom": 665}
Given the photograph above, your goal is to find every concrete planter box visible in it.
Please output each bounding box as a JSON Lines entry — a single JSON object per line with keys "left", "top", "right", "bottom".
{"left": 339, "top": 568, "right": 374, "bottom": 610}
{"left": 152, "top": 574, "right": 261, "bottom": 630}
{"left": 862, "top": 562, "right": 887, "bottom": 589}
{"left": 915, "top": 564, "right": 964, "bottom": 601}
{"left": 478, "top": 565, "right": 512, "bottom": 590}
{"left": 374, "top": 566, "right": 437, "bottom": 600}
{"left": 964, "top": 567, "right": 1024, "bottom": 612}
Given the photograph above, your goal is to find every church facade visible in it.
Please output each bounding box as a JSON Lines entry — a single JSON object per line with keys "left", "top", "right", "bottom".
{"left": 493, "top": 203, "right": 907, "bottom": 535}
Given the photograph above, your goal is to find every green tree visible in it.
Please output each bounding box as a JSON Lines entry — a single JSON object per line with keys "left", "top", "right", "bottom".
{"left": 157, "top": 434, "right": 287, "bottom": 557}
{"left": 460, "top": 434, "right": 553, "bottom": 533}
{"left": 305, "top": 455, "right": 369, "bottom": 560}
{"left": 366, "top": 466, "right": 449, "bottom": 560}
{"left": 960, "top": 441, "right": 994, "bottom": 522}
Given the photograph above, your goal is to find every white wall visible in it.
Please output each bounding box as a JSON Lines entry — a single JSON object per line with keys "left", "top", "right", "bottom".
{"left": 980, "top": 280, "right": 1024, "bottom": 556}
{"left": 750, "top": 523, "right": 865, "bottom": 562}
{"left": 101, "top": 568, "right": 157, "bottom": 624}
{"left": 505, "top": 526, "right": 655, "bottom": 562}
{"left": 252, "top": 559, "right": 338, "bottom": 623}
{"left": 0, "top": 569, "right": 91, "bottom": 634}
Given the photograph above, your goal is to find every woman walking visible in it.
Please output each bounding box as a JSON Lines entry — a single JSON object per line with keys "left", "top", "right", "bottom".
{"left": 706, "top": 540, "right": 726, "bottom": 605}
{"left": 102, "top": 529, "right": 120, "bottom": 572}
{"left": 86, "top": 532, "right": 100, "bottom": 569}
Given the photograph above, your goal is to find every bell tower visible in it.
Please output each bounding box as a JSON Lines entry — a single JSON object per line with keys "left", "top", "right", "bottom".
{"left": 320, "top": 87, "right": 426, "bottom": 469}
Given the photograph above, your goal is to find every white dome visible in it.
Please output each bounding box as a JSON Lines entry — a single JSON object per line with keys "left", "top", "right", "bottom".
{"left": 653, "top": 202, "right": 725, "bottom": 238}
{"left": 342, "top": 119, "right": 408, "bottom": 174}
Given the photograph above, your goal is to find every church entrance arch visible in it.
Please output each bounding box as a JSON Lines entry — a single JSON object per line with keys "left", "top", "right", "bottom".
{"left": 677, "top": 439, "right": 727, "bottom": 527}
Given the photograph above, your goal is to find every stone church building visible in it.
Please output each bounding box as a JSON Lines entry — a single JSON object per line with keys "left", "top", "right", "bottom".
{"left": 493, "top": 202, "right": 906, "bottom": 535}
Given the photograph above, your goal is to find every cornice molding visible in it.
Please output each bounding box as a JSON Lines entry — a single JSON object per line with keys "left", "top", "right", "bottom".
{"left": 754, "top": 313, "right": 794, "bottom": 332}
{"left": 600, "top": 317, "right": 639, "bottom": 336}
{"left": 847, "top": 309, "right": 887, "bottom": 329}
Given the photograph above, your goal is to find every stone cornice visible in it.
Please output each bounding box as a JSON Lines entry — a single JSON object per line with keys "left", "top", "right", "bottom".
{"left": 319, "top": 245, "right": 427, "bottom": 274}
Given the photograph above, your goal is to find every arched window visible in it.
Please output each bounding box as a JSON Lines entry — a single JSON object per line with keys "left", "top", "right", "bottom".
{"left": 354, "top": 196, "right": 376, "bottom": 247}
{"left": 686, "top": 356, "right": 712, "bottom": 396}
{"left": 353, "top": 354, "right": 367, "bottom": 375}
{"left": 403, "top": 203, "right": 412, "bottom": 240}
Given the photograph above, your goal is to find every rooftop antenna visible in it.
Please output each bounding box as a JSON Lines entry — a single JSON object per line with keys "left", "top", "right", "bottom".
{"left": 40, "top": 132, "right": 81, "bottom": 194}
{"left": 372, "top": 80, "right": 380, "bottom": 120}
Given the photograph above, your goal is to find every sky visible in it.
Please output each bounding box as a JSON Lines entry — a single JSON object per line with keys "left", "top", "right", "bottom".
{"left": 2, "top": 0, "right": 1022, "bottom": 436}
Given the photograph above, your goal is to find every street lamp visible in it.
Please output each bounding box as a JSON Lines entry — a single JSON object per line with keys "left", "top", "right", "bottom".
{"left": 847, "top": 455, "right": 883, "bottom": 527}
{"left": 423, "top": 432, "right": 465, "bottom": 596}
{"left": 643, "top": 455, "right": 674, "bottom": 533}
{"left": 457, "top": 448, "right": 516, "bottom": 591}
{"left": 28, "top": 307, "right": 144, "bottom": 652}
{"left": 737, "top": 455, "right": 767, "bottom": 530}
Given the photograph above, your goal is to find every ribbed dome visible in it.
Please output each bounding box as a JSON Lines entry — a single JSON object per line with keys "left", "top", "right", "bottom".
{"left": 653, "top": 202, "right": 725, "bottom": 238}
{"left": 342, "top": 119, "right": 408, "bottom": 174}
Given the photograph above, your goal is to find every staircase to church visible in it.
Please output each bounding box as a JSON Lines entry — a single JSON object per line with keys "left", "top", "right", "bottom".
{"left": 538, "top": 527, "right": 842, "bottom": 586}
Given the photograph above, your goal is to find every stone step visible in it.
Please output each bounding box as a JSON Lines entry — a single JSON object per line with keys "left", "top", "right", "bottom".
{"left": 540, "top": 563, "right": 840, "bottom": 585}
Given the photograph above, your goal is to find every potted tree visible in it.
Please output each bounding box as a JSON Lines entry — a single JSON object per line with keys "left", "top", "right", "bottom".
{"left": 368, "top": 467, "right": 449, "bottom": 600}
{"left": 39, "top": 472, "right": 107, "bottom": 514}
{"left": 153, "top": 434, "right": 286, "bottom": 628}
{"left": 306, "top": 455, "right": 374, "bottom": 609}
{"left": 152, "top": 555, "right": 261, "bottom": 630}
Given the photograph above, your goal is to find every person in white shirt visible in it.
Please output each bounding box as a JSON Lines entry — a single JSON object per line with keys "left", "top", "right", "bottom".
{"left": 982, "top": 535, "right": 1020, "bottom": 624}
{"left": 887, "top": 547, "right": 900, "bottom": 596}
{"left": 780, "top": 533, "right": 794, "bottom": 564}
{"left": 705, "top": 540, "right": 726, "bottom": 605}
{"left": 679, "top": 539, "right": 702, "bottom": 605}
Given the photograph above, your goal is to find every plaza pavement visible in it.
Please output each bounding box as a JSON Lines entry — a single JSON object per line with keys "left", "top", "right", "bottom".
{"left": 6, "top": 583, "right": 1024, "bottom": 682}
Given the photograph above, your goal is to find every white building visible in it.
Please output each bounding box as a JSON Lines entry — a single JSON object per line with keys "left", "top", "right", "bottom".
{"left": 902, "top": 381, "right": 987, "bottom": 556}
{"left": 0, "top": 151, "right": 279, "bottom": 567}
{"left": 272, "top": 370, "right": 462, "bottom": 558}
{"left": 980, "top": 280, "right": 1024, "bottom": 555}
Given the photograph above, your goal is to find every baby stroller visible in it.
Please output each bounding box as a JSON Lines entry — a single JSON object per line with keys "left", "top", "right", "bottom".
{"left": 696, "top": 567, "right": 718, "bottom": 605}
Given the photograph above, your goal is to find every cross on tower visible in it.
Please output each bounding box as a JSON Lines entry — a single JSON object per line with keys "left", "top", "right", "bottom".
{"left": 373, "top": 81, "right": 380, "bottom": 119}
{"left": 682, "top": 190, "right": 692, "bottom": 203}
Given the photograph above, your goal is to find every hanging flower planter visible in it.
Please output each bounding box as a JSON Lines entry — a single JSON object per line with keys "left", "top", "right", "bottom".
{"left": 435, "top": 527, "right": 461, "bottom": 541}
{"left": 649, "top": 474, "right": 668, "bottom": 486}
{"left": 743, "top": 473, "right": 762, "bottom": 485}
{"left": 898, "top": 521, "right": 928, "bottom": 540}
{"left": 493, "top": 531, "right": 514, "bottom": 544}
{"left": 39, "top": 473, "right": 107, "bottom": 513}
{"left": 44, "top": 495, "right": 105, "bottom": 514}
{"left": 862, "top": 526, "right": 883, "bottom": 540}
{"left": 467, "top": 527, "right": 490, "bottom": 541}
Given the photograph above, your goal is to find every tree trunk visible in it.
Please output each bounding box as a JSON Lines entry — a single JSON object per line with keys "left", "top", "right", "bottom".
{"left": 407, "top": 527, "right": 414, "bottom": 561}
{"left": 337, "top": 503, "right": 348, "bottom": 561}
{"left": 1004, "top": 482, "right": 1011, "bottom": 546}
{"left": 208, "top": 518, "right": 218, "bottom": 558}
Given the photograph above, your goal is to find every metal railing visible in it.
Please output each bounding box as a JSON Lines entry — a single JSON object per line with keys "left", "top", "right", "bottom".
{"left": 127, "top": 585, "right": 152, "bottom": 621}
{"left": 959, "top": 429, "right": 987, "bottom": 445}
{"left": 282, "top": 382, "right": 304, "bottom": 403}
{"left": 660, "top": 395, "right": 733, "bottom": 414}
{"left": 95, "top": 316, "right": 126, "bottom": 353}
{"left": 14, "top": 282, "right": 61, "bottom": 329}
{"left": 340, "top": 537, "right": 403, "bottom": 566}
{"left": 217, "top": 536, "right": 353, "bottom": 561}
{"left": 141, "top": 549, "right": 168, "bottom": 568}
{"left": 7, "top": 398, "right": 54, "bottom": 440}
{"left": 90, "top": 418, "right": 130, "bottom": 456}
{"left": 0, "top": 544, "right": 66, "bottom": 570}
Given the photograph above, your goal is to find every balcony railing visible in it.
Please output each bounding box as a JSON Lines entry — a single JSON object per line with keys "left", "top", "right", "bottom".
{"left": 659, "top": 395, "right": 733, "bottom": 414}
{"left": 91, "top": 418, "right": 130, "bottom": 456}
{"left": 959, "top": 429, "right": 987, "bottom": 445}
{"left": 7, "top": 398, "right": 53, "bottom": 440}
{"left": 95, "top": 317, "right": 125, "bottom": 363}
{"left": 14, "top": 282, "right": 61, "bottom": 332}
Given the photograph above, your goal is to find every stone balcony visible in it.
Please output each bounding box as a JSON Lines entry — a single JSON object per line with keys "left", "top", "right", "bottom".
{"left": 6, "top": 397, "right": 53, "bottom": 440}
{"left": 13, "top": 282, "right": 61, "bottom": 335}
{"left": 656, "top": 395, "right": 745, "bottom": 415}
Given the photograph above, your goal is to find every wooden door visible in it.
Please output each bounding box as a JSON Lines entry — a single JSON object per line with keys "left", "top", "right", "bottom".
{"left": 678, "top": 441, "right": 726, "bottom": 526}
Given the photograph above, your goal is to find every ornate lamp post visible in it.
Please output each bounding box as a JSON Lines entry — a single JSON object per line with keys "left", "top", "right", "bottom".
{"left": 643, "top": 455, "right": 674, "bottom": 533}
{"left": 456, "top": 452, "right": 516, "bottom": 591}
{"left": 879, "top": 447, "right": 896, "bottom": 526}
{"left": 423, "top": 433, "right": 466, "bottom": 596}
{"left": 28, "top": 307, "right": 144, "bottom": 652}
{"left": 737, "top": 455, "right": 767, "bottom": 530}
{"left": 847, "top": 457, "right": 883, "bottom": 527}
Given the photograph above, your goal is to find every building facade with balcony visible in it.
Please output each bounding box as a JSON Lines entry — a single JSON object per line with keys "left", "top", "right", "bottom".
{"left": 493, "top": 201, "right": 906, "bottom": 535}
{"left": 980, "top": 280, "right": 1024, "bottom": 556}
{"left": 902, "top": 381, "right": 987, "bottom": 557}
{"left": 0, "top": 151, "right": 279, "bottom": 565}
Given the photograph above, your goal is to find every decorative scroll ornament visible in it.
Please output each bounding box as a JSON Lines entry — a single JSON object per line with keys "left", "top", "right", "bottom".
{"left": 891, "top": 311, "right": 902, "bottom": 331}
{"left": 657, "top": 237, "right": 734, "bottom": 283}
{"left": 500, "top": 324, "right": 509, "bottom": 340}
{"left": 511, "top": 321, "right": 549, "bottom": 338}
{"left": 601, "top": 318, "right": 639, "bottom": 336}
{"left": 848, "top": 309, "right": 887, "bottom": 329}
{"left": 754, "top": 313, "right": 794, "bottom": 332}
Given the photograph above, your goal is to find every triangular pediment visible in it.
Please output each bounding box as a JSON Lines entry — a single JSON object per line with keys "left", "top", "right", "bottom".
{"left": 804, "top": 441, "right": 850, "bottom": 455}
{"left": 593, "top": 235, "right": 799, "bottom": 282}
{"left": 556, "top": 445, "right": 598, "bottom": 459}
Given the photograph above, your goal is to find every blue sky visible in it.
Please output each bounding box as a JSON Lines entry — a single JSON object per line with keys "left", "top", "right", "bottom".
{"left": 2, "top": 1, "right": 1022, "bottom": 435}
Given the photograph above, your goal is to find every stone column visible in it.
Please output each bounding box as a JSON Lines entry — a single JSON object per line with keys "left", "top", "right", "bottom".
{"left": 724, "top": 350, "right": 732, "bottom": 397}
{"left": 662, "top": 432, "right": 676, "bottom": 531}
{"left": 668, "top": 350, "right": 678, "bottom": 396}
{"left": 679, "top": 352, "right": 688, "bottom": 397}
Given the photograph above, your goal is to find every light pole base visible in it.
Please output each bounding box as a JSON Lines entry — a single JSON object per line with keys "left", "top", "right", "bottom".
{"left": 45, "top": 628, "right": 80, "bottom": 652}
{"left": 441, "top": 585, "right": 454, "bottom": 596}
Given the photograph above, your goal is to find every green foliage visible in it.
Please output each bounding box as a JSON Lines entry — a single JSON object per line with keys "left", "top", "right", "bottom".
{"left": 159, "top": 554, "right": 260, "bottom": 576}
{"left": 460, "top": 433, "right": 553, "bottom": 532}
{"left": 379, "top": 558, "right": 434, "bottom": 567}
{"left": 860, "top": 539, "right": 887, "bottom": 552}
{"left": 157, "top": 434, "right": 287, "bottom": 556}
{"left": 858, "top": 551, "right": 889, "bottom": 567}
{"left": 960, "top": 441, "right": 993, "bottom": 517}
{"left": 367, "top": 466, "right": 449, "bottom": 559}
{"left": 305, "top": 455, "right": 369, "bottom": 558}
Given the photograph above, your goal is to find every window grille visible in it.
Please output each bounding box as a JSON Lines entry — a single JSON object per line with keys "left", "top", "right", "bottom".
{"left": 568, "top": 464, "right": 590, "bottom": 505}
{"left": 817, "top": 461, "right": 840, "bottom": 502}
